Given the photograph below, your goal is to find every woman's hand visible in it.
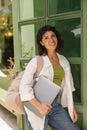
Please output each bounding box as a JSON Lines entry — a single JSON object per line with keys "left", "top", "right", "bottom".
{"left": 38, "top": 103, "right": 52, "bottom": 116}
{"left": 73, "top": 103, "right": 79, "bottom": 123}
{"left": 29, "top": 98, "right": 52, "bottom": 116}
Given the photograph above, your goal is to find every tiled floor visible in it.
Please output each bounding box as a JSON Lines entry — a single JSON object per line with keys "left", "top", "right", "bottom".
{"left": 0, "top": 105, "right": 17, "bottom": 130}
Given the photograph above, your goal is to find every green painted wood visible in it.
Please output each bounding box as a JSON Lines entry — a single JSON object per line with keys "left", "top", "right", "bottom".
{"left": 0, "top": 88, "right": 17, "bottom": 115}
{"left": 12, "top": 0, "right": 22, "bottom": 72}
{"left": 0, "top": 87, "right": 25, "bottom": 130}
{"left": 82, "top": 0, "right": 87, "bottom": 129}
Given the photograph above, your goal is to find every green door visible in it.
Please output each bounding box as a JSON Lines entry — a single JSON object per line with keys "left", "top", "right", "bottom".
{"left": 12, "top": 0, "right": 87, "bottom": 130}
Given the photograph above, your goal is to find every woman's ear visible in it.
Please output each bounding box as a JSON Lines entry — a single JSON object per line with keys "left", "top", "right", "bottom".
{"left": 40, "top": 41, "right": 44, "bottom": 46}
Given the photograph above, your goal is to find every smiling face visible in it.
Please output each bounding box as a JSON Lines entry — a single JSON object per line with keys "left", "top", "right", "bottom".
{"left": 40, "top": 31, "right": 58, "bottom": 52}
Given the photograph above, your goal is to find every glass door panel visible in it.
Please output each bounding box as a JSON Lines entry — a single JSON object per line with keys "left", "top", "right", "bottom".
{"left": 21, "top": 24, "right": 36, "bottom": 58}
{"left": 20, "top": 22, "right": 45, "bottom": 59}
{"left": 19, "top": 0, "right": 45, "bottom": 20}
{"left": 49, "top": 18, "right": 81, "bottom": 57}
{"left": 71, "top": 64, "right": 81, "bottom": 103}
{"left": 49, "top": 0, "right": 81, "bottom": 16}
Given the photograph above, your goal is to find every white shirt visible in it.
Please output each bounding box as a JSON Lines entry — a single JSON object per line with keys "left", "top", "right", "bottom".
{"left": 19, "top": 53, "right": 75, "bottom": 130}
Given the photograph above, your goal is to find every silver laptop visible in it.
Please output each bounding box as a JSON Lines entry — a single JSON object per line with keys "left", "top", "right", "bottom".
{"left": 24, "top": 76, "right": 61, "bottom": 118}
{"left": 34, "top": 76, "right": 61, "bottom": 104}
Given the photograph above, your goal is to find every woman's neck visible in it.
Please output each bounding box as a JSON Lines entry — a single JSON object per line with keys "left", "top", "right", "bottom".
{"left": 48, "top": 52, "right": 59, "bottom": 65}
{"left": 48, "top": 50, "right": 57, "bottom": 58}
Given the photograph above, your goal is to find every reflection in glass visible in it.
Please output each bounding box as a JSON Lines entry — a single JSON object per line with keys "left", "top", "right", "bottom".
{"left": 49, "top": 0, "right": 81, "bottom": 15}
{"left": 70, "top": 64, "right": 81, "bottom": 103}
{"left": 21, "top": 25, "right": 35, "bottom": 58}
{"left": 19, "top": 0, "right": 44, "bottom": 20}
{"left": 21, "top": 23, "right": 45, "bottom": 58}
{"left": 49, "top": 18, "right": 81, "bottom": 57}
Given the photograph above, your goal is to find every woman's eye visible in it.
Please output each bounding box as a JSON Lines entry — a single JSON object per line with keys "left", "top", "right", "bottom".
{"left": 45, "top": 37, "right": 48, "bottom": 40}
{"left": 51, "top": 34, "right": 56, "bottom": 38}
{"left": 44, "top": 37, "right": 48, "bottom": 40}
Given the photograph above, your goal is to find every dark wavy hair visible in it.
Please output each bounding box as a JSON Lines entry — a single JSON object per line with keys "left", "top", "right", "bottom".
{"left": 36, "top": 25, "right": 64, "bottom": 55}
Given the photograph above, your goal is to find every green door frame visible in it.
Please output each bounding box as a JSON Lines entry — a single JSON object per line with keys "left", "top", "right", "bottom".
{"left": 81, "top": 0, "right": 87, "bottom": 129}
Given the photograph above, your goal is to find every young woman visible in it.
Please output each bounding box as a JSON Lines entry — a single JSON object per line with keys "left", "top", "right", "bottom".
{"left": 19, "top": 25, "right": 80, "bottom": 130}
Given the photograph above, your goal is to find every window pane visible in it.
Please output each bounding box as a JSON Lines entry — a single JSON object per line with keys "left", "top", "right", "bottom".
{"left": 20, "top": 22, "right": 45, "bottom": 58}
{"left": 49, "top": 18, "right": 81, "bottom": 57}
{"left": 49, "top": 0, "right": 81, "bottom": 16}
{"left": 70, "top": 64, "right": 81, "bottom": 103}
{"left": 21, "top": 25, "right": 35, "bottom": 58}
{"left": 19, "top": 0, "right": 45, "bottom": 20}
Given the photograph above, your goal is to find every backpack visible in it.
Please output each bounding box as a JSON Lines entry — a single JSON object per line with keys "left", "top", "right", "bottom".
{"left": 5, "top": 56, "right": 43, "bottom": 114}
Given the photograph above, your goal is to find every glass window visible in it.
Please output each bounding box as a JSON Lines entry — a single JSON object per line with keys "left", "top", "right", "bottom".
{"left": 49, "top": 18, "right": 81, "bottom": 57}
{"left": 19, "top": 0, "right": 45, "bottom": 20}
{"left": 20, "top": 22, "right": 45, "bottom": 59}
{"left": 49, "top": 0, "right": 81, "bottom": 16}
{"left": 21, "top": 25, "right": 36, "bottom": 58}
{"left": 70, "top": 64, "right": 81, "bottom": 103}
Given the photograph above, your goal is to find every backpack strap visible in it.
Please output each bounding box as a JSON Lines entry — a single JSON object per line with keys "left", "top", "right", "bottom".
{"left": 34, "top": 56, "right": 44, "bottom": 78}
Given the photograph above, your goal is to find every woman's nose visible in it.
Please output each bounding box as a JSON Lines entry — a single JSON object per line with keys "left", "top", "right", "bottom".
{"left": 49, "top": 37, "right": 53, "bottom": 42}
